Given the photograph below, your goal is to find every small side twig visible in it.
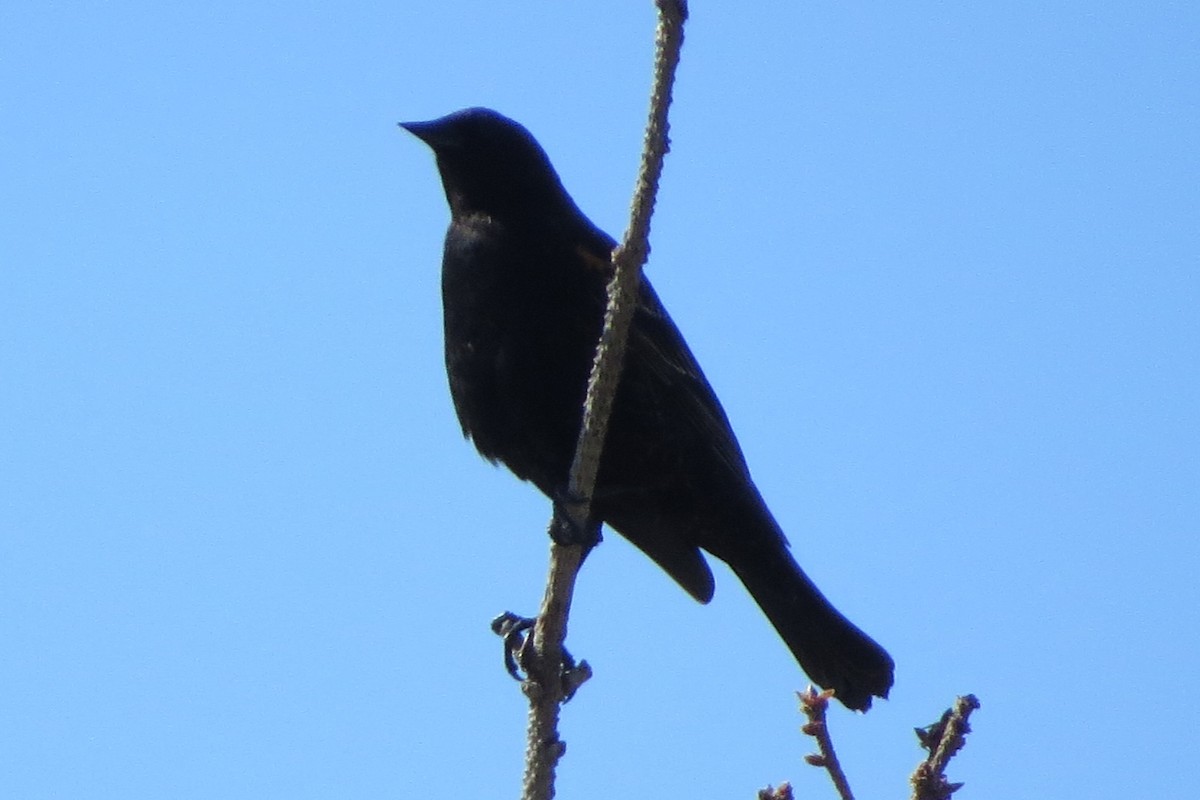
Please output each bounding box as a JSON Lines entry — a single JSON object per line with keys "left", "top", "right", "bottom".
{"left": 797, "top": 687, "right": 855, "bottom": 800}
{"left": 910, "top": 694, "right": 981, "bottom": 800}
{"left": 516, "top": 3, "right": 689, "bottom": 800}
{"left": 757, "top": 782, "right": 794, "bottom": 800}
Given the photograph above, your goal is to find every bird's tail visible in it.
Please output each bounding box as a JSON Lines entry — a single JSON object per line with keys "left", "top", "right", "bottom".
{"left": 728, "top": 547, "right": 894, "bottom": 711}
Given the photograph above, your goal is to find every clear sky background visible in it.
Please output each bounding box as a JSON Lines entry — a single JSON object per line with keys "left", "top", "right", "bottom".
{"left": 3, "top": 3, "right": 1197, "bottom": 798}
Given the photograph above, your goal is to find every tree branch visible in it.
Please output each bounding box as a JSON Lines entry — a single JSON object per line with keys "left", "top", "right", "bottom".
{"left": 797, "top": 687, "right": 855, "bottom": 800}
{"left": 910, "top": 694, "right": 981, "bottom": 800}
{"left": 517, "top": 3, "right": 689, "bottom": 800}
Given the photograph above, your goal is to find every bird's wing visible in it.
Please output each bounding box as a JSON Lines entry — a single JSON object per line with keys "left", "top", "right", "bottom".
{"left": 628, "top": 280, "right": 754, "bottom": 485}
{"left": 571, "top": 227, "right": 754, "bottom": 486}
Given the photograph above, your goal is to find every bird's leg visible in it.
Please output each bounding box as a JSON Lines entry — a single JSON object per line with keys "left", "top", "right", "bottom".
{"left": 549, "top": 488, "right": 603, "bottom": 550}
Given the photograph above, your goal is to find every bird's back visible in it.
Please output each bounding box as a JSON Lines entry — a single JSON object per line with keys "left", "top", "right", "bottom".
{"left": 441, "top": 206, "right": 786, "bottom": 603}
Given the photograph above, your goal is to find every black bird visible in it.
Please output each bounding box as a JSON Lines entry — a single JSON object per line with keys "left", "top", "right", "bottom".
{"left": 402, "top": 107, "right": 893, "bottom": 710}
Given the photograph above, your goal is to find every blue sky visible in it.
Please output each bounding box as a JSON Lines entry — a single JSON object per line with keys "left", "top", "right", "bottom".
{"left": 3, "top": 2, "right": 1197, "bottom": 798}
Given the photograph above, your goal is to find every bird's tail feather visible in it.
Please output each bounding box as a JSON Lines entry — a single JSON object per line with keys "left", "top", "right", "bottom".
{"left": 729, "top": 548, "right": 894, "bottom": 711}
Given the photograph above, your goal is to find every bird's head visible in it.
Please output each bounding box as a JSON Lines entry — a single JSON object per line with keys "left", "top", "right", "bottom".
{"left": 401, "top": 107, "right": 574, "bottom": 223}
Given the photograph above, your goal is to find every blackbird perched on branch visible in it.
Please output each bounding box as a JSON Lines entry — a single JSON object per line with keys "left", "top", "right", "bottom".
{"left": 402, "top": 107, "right": 894, "bottom": 710}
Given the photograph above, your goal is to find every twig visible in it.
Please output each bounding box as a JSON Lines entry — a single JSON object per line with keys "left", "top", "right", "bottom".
{"left": 758, "top": 782, "right": 794, "bottom": 800}
{"left": 517, "top": 3, "right": 689, "bottom": 800}
{"left": 561, "top": 0, "right": 689, "bottom": 514}
{"left": 797, "top": 687, "right": 855, "bottom": 800}
{"left": 910, "top": 694, "right": 981, "bottom": 800}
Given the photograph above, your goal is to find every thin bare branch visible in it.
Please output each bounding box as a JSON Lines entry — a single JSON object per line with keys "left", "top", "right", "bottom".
{"left": 910, "top": 694, "right": 981, "bottom": 800}
{"left": 797, "top": 687, "right": 855, "bottom": 800}
{"left": 517, "top": 3, "right": 689, "bottom": 800}
{"left": 758, "top": 782, "right": 794, "bottom": 800}
{"left": 562, "top": 0, "right": 689, "bottom": 516}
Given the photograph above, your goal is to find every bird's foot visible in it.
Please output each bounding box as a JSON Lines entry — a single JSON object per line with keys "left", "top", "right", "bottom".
{"left": 550, "top": 489, "right": 602, "bottom": 548}
{"left": 490, "top": 611, "right": 591, "bottom": 701}
{"left": 491, "top": 611, "right": 536, "bottom": 680}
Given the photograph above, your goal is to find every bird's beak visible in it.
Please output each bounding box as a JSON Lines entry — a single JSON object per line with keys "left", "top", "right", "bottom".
{"left": 399, "top": 119, "right": 459, "bottom": 151}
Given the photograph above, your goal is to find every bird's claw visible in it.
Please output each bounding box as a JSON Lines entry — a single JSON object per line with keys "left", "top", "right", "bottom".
{"left": 490, "top": 611, "right": 591, "bottom": 701}
{"left": 550, "top": 490, "right": 602, "bottom": 548}
{"left": 491, "top": 611, "right": 536, "bottom": 680}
